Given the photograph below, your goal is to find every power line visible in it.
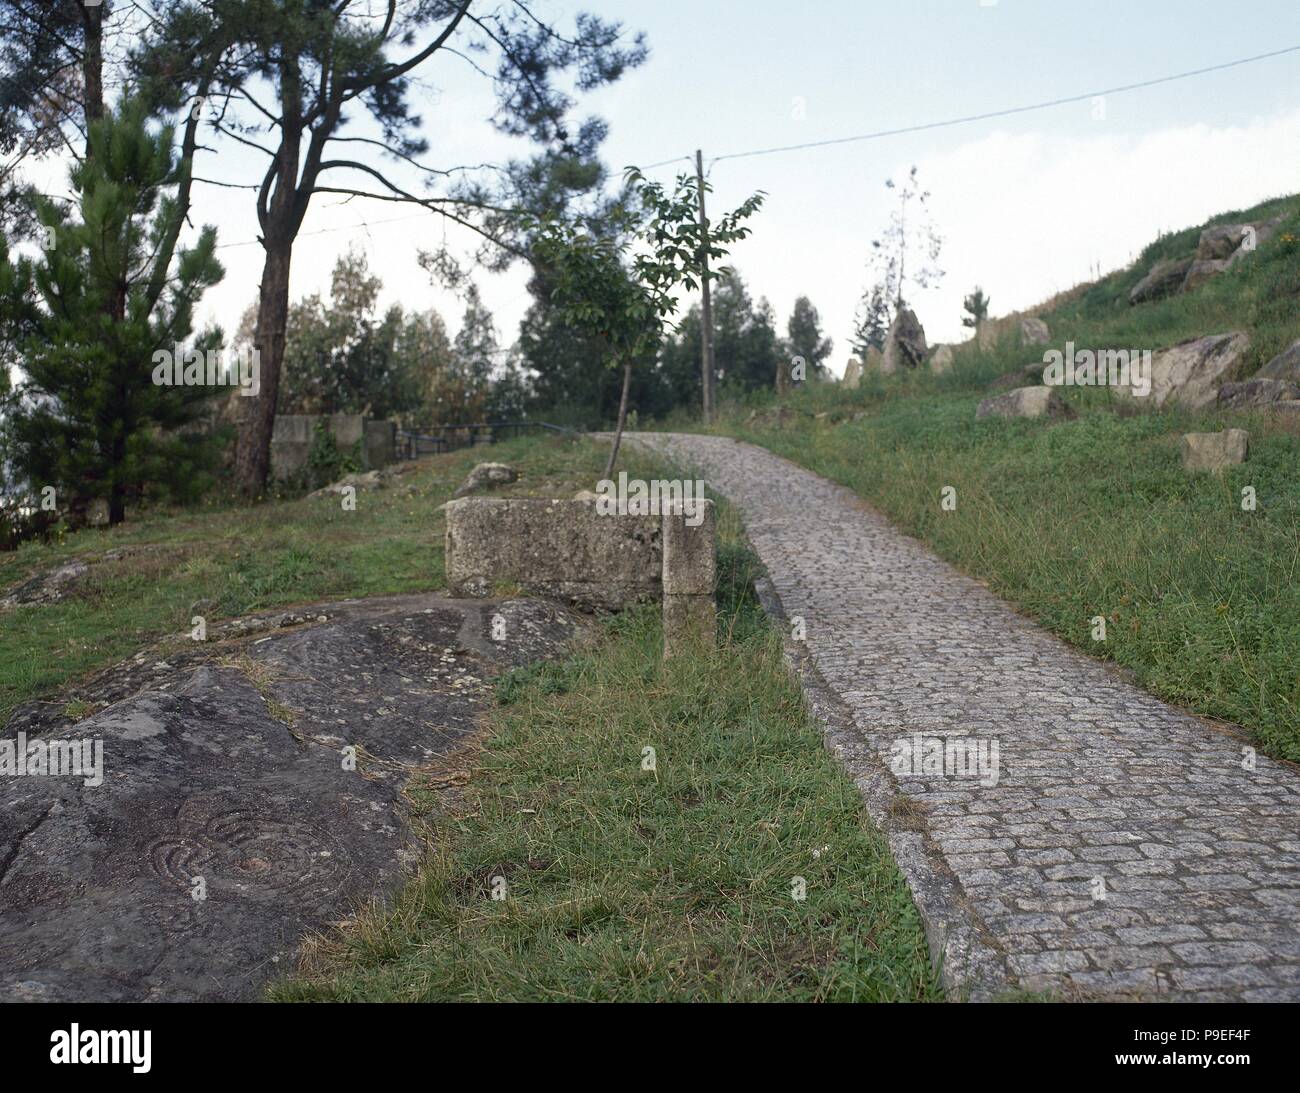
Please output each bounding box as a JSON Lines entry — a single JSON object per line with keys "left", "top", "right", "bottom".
{"left": 640, "top": 154, "right": 693, "bottom": 171}
{"left": 710, "top": 43, "right": 1300, "bottom": 164}
{"left": 206, "top": 42, "right": 1300, "bottom": 253}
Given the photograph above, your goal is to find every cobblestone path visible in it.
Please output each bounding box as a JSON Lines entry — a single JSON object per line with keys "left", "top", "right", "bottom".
{"left": 631, "top": 432, "right": 1300, "bottom": 1001}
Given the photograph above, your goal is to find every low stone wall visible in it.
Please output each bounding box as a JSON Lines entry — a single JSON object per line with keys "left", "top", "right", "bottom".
{"left": 444, "top": 498, "right": 716, "bottom": 654}
{"left": 363, "top": 420, "right": 397, "bottom": 469}
{"left": 270, "top": 414, "right": 396, "bottom": 480}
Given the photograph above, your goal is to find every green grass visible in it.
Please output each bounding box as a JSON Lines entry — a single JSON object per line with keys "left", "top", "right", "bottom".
{"left": 4, "top": 432, "right": 939, "bottom": 1000}
{"left": 924, "top": 192, "right": 1300, "bottom": 392}
{"left": 0, "top": 434, "right": 628, "bottom": 721}
{"left": 1040, "top": 195, "right": 1300, "bottom": 374}
{"left": 697, "top": 195, "right": 1300, "bottom": 761}
{"left": 270, "top": 492, "right": 939, "bottom": 1003}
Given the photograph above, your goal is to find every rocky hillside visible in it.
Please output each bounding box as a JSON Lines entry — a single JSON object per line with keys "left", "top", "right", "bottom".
{"left": 938, "top": 193, "right": 1300, "bottom": 410}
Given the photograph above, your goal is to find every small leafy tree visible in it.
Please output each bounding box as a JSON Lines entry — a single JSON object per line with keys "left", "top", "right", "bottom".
{"left": 962, "top": 286, "right": 991, "bottom": 329}
{"left": 530, "top": 169, "right": 763, "bottom": 477}
{"left": 305, "top": 419, "right": 363, "bottom": 490}
{"left": 0, "top": 98, "right": 223, "bottom": 526}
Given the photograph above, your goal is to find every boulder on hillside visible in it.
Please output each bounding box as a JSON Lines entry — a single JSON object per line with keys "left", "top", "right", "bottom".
{"left": 841, "top": 358, "right": 862, "bottom": 389}
{"left": 1197, "top": 224, "right": 1255, "bottom": 262}
{"left": 0, "top": 560, "right": 90, "bottom": 611}
{"left": 1198, "top": 215, "right": 1286, "bottom": 264}
{"left": 929, "top": 344, "right": 954, "bottom": 374}
{"left": 1181, "top": 258, "right": 1231, "bottom": 293}
{"left": 1114, "top": 331, "right": 1250, "bottom": 410}
{"left": 990, "top": 362, "right": 1044, "bottom": 392}
{"left": 1180, "top": 429, "right": 1249, "bottom": 473}
{"left": 1020, "top": 317, "right": 1050, "bottom": 346}
{"left": 309, "top": 469, "right": 390, "bottom": 498}
{"left": 976, "top": 317, "right": 1006, "bottom": 352}
{"left": 1180, "top": 216, "right": 1288, "bottom": 293}
{"left": 1128, "top": 258, "right": 1194, "bottom": 305}
{"left": 1258, "top": 339, "right": 1300, "bottom": 383}
{"left": 976, "top": 386, "right": 1071, "bottom": 421}
{"left": 1129, "top": 215, "right": 1289, "bottom": 305}
{"left": 452, "top": 462, "right": 519, "bottom": 499}
{"left": 1217, "top": 377, "right": 1300, "bottom": 409}
{"left": 881, "top": 308, "right": 927, "bottom": 373}
{"left": 863, "top": 345, "right": 884, "bottom": 373}
{"left": 1228, "top": 215, "right": 1287, "bottom": 265}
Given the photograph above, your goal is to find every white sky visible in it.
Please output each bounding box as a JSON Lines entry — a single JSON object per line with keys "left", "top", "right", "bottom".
{"left": 14, "top": 1, "right": 1300, "bottom": 381}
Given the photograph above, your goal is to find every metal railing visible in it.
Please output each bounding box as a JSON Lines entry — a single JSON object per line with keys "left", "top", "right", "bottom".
{"left": 395, "top": 420, "right": 573, "bottom": 459}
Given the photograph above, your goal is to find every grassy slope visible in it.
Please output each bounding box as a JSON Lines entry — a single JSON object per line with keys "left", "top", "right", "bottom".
{"left": 703, "top": 194, "right": 1300, "bottom": 761}
{"left": 0, "top": 435, "right": 636, "bottom": 720}
{"left": 273, "top": 491, "right": 938, "bottom": 1002}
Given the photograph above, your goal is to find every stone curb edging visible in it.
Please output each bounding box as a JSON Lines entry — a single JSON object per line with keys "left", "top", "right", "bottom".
{"left": 752, "top": 575, "right": 1009, "bottom": 1001}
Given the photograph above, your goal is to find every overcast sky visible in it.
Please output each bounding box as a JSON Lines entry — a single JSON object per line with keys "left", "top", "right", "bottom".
{"left": 25, "top": 1, "right": 1300, "bottom": 379}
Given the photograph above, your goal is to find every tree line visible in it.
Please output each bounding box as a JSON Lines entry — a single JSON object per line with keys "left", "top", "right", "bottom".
{"left": 230, "top": 247, "right": 834, "bottom": 433}
{"left": 0, "top": 0, "right": 648, "bottom": 528}
{"left": 0, "top": 1, "right": 829, "bottom": 540}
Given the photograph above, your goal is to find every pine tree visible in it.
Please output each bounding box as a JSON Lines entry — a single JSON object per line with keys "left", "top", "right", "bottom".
{"left": 453, "top": 285, "right": 500, "bottom": 412}
{"left": 850, "top": 283, "right": 891, "bottom": 358}
{"left": 784, "top": 295, "right": 833, "bottom": 384}
{"left": 962, "top": 286, "right": 991, "bottom": 329}
{"left": 0, "top": 99, "right": 223, "bottom": 526}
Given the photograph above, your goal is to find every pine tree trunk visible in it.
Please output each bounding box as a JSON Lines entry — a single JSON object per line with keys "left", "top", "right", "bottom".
{"left": 107, "top": 425, "right": 126, "bottom": 526}
{"left": 108, "top": 483, "right": 125, "bottom": 527}
{"left": 603, "top": 358, "right": 633, "bottom": 480}
{"left": 81, "top": 3, "right": 105, "bottom": 125}
{"left": 233, "top": 241, "right": 292, "bottom": 496}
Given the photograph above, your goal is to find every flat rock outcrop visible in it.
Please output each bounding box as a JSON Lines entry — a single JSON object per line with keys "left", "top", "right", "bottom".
{"left": 0, "top": 593, "right": 582, "bottom": 1001}
{"left": 1114, "top": 331, "right": 1249, "bottom": 410}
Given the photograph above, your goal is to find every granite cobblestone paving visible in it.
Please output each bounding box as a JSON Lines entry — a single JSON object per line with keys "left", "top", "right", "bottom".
{"left": 631, "top": 432, "right": 1300, "bottom": 1001}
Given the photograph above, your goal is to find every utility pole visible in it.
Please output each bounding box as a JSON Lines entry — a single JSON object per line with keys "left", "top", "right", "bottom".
{"left": 695, "top": 148, "right": 715, "bottom": 425}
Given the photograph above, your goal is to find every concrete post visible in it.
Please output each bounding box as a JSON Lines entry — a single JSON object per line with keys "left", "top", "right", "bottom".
{"left": 661, "top": 499, "right": 716, "bottom": 659}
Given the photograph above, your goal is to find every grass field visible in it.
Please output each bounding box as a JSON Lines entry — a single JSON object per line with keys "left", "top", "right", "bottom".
{"left": 272, "top": 487, "right": 939, "bottom": 1002}
{"left": 699, "top": 194, "right": 1300, "bottom": 761}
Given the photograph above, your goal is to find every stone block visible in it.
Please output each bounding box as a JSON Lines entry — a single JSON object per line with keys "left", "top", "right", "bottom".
{"left": 364, "top": 419, "right": 396, "bottom": 468}
{"left": 1179, "top": 429, "right": 1249, "bottom": 473}
{"left": 661, "top": 500, "right": 716, "bottom": 597}
{"left": 444, "top": 498, "right": 661, "bottom": 609}
{"left": 663, "top": 594, "right": 715, "bottom": 659}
